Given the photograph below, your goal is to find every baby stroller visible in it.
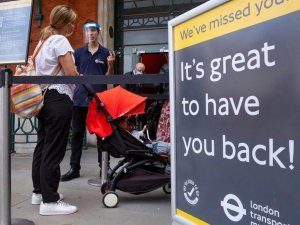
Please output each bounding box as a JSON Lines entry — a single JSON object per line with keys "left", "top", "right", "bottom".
{"left": 84, "top": 85, "right": 171, "bottom": 208}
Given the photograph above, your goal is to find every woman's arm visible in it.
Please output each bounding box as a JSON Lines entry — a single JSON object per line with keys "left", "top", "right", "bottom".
{"left": 58, "top": 52, "right": 79, "bottom": 76}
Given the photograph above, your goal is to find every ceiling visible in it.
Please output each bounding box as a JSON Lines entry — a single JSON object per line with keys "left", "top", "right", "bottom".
{"left": 123, "top": 0, "right": 206, "bottom": 9}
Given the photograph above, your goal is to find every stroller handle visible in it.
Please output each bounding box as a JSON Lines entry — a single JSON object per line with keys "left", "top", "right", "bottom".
{"left": 82, "top": 83, "right": 97, "bottom": 97}
{"left": 82, "top": 84, "right": 113, "bottom": 121}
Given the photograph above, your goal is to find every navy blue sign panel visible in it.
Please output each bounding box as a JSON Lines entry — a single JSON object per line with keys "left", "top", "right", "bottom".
{"left": 171, "top": 0, "right": 300, "bottom": 224}
{"left": 0, "top": 0, "right": 32, "bottom": 65}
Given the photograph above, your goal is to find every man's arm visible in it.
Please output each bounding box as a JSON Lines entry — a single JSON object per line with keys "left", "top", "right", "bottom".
{"left": 106, "top": 51, "right": 116, "bottom": 75}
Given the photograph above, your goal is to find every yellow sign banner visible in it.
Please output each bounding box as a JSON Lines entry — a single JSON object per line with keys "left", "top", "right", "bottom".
{"left": 174, "top": 0, "right": 300, "bottom": 51}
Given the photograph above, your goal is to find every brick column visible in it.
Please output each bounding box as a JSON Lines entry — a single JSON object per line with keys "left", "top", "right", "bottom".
{"left": 97, "top": 0, "right": 115, "bottom": 51}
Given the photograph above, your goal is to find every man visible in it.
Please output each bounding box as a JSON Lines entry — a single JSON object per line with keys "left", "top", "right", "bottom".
{"left": 61, "top": 20, "right": 115, "bottom": 182}
{"left": 124, "top": 62, "right": 145, "bottom": 93}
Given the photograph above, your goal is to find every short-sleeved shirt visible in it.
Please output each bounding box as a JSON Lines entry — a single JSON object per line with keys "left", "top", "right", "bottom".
{"left": 35, "top": 35, "right": 75, "bottom": 100}
{"left": 73, "top": 44, "right": 110, "bottom": 107}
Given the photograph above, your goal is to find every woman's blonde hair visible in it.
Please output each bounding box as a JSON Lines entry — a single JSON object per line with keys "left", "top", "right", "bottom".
{"left": 41, "top": 5, "right": 77, "bottom": 41}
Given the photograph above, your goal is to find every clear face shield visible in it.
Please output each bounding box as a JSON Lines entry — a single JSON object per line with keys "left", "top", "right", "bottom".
{"left": 82, "top": 22, "right": 103, "bottom": 44}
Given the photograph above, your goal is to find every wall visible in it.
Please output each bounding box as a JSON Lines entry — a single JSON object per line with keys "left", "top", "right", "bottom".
{"left": 29, "top": 0, "right": 98, "bottom": 55}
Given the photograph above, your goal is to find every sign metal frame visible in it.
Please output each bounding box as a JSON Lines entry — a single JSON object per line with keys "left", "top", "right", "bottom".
{"left": 169, "top": 0, "right": 300, "bottom": 224}
{"left": 0, "top": 0, "right": 33, "bottom": 65}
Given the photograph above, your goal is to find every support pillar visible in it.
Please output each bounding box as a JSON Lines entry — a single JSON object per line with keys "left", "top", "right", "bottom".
{"left": 0, "top": 69, "right": 35, "bottom": 225}
{"left": 97, "top": 0, "right": 115, "bottom": 50}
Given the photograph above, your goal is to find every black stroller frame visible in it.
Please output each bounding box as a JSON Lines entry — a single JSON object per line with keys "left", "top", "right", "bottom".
{"left": 84, "top": 85, "right": 170, "bottom": 208}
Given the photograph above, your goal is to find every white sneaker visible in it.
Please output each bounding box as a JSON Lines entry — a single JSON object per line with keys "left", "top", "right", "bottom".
{"left": 39, "top": 200, "right": 78, "bottom": 216}
{"left": 31, "top": 193, "right": 64, "bottom": 205}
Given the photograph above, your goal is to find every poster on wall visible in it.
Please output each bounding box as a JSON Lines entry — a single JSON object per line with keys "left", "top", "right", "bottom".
{"left": 169, "top": 0, "right": 300, "bottom": 224}
{"left": 0, "top": 0, "right": 33, "bottom": 65}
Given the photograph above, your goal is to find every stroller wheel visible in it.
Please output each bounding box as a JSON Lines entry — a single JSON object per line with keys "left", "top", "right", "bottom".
{"left": 101, "top": 182, "right": 109, "bottom": 195}
{"left": 163, "top": 183, "right": 171, "bottom": 194}
{"left": 103, "top": 191, "right": 119, "bottom": 208}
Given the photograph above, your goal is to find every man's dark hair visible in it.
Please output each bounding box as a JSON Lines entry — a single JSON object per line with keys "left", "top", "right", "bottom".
{"left": 84, "top": 19, "right": 97, "bottom": 25}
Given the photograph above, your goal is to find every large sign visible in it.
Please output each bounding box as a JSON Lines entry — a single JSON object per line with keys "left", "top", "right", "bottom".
{"left": 169, "top": 0, "right": 300, "bottom": 224}
{"left": 0, "top": 0, "right": 32, "bottom": 65}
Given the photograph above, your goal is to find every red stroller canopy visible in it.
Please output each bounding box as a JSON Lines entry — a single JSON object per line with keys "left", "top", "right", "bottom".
{"left": 86, "top": 86, "right": 147, "bottom": 138}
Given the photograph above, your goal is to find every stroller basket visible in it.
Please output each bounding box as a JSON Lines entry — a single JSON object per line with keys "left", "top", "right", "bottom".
{"left": 116, "top": 167, "right": 170, "bottom": 194}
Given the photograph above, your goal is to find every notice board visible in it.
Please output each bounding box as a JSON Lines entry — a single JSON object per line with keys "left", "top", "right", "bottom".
{"left": 0, "top": 0, "right": 33, "bottom": 65}
{"left": 169, "top": 0, "right": 300, "bottom": 224}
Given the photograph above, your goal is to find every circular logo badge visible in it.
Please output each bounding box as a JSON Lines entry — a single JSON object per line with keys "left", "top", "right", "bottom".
{"left": 183, "top": 179, "right": 199, "bottom": 205}
{"left": 221, "top": 193, "right": 246, "bottom": 222}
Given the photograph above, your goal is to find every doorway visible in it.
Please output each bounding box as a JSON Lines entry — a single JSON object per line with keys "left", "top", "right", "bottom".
{"left": 140, "top": 52, "right": 168, "bottom": 74}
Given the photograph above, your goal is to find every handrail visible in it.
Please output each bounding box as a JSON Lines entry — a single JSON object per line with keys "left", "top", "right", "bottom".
{"left": 11, "top": 74, "right": 169, "bottom": 85}
{"left": 1, "top": 70, "right": 170, "bottom": 224}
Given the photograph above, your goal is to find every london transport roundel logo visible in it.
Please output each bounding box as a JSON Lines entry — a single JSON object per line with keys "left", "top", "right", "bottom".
{"left": 221, "top": 193, "right": 246, "bottom": 222}
{"left": 183, "top": 179, "right": 200, "bottom": 205}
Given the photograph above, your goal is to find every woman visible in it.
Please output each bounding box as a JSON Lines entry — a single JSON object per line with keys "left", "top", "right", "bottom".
{"left": 30, "top": 5, "right": 79, "bottom": 215}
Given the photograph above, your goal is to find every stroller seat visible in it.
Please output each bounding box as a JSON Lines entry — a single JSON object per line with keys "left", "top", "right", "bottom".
{"left": 101, "top": 124, "right": 152, "bottom": 158}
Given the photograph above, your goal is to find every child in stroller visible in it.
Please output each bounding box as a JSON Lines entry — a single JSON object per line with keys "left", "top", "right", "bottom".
{"left": 85, "top": 85, "right": 171, "bottom": 208}
{"left": 118, "top": 116, "right": 171, "bottom": 159}
{"left": 117, "top": 116, "right": 171, "bottom": 173}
